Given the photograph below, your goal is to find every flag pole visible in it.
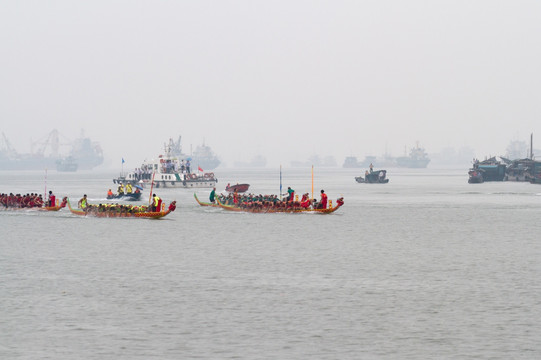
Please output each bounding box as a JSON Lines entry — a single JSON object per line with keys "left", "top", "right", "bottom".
{"left": 148, "top": 172, "right": 156, "bottom": 206}
{"left": 44, "top": 168, "right": 47, "bottom": 203}
{"left": 279, "top": 165, "right": 282, "bottom": 201}
{"left": 311, "top": 165, "right": 314, "bottom": 200}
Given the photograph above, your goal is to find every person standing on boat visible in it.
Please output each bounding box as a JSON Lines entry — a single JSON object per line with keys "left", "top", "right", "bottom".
{"left": 78, "top": 194, "right": 88, "bottom": 212}
{"left": 48, "top": 190, "right": 56, "bottom": 207}
{"left": 318, "top": 189, "right": 328, "bottom": 209}
{"left": 151, "top": 194, "right": 161, "bottom": 212}
{"left": 117, "top": 183, "right": 124, "bottom": 196}
{"left": 286, "top": 187, "right": 295, "bottom": 202}
{"left": 209, "top": 187, "right": 216, "bottom": 203}
{"left": 125, "top": 183, "right": 133, "bottom": 194}
{"left": 186, "top": 160, "right": 191, "bottom": 174}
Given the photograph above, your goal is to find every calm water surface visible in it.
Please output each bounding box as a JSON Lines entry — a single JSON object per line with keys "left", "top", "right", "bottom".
{"left": 1, "top": 168, "right": 540, "bottom": 359}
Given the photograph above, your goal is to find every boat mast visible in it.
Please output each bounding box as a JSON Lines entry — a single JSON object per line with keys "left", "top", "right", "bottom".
{"left": 530, "top": 133, "right": 534, "bottom": 160}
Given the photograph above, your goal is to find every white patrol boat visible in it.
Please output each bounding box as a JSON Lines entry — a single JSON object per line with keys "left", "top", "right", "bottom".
{"left": 113, "top": 141, "right": 218, "bottom": 189}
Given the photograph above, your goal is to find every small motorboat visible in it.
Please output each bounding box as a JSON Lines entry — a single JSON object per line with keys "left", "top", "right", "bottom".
{"left": 225, "top": 183, "right": 250, "bottom": 193}
{"left": 107, "top": 192, "right": 142, "bottom": 201}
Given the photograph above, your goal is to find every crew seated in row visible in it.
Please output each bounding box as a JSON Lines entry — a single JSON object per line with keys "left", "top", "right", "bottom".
{"left": 81, "top": 201, "right": 176, "bottom": 215}
{"left": 1, "top": 193, "right": 44, "bottom": 208}
{"left": 216, "top": 189, "right": 339, "bottom": 211}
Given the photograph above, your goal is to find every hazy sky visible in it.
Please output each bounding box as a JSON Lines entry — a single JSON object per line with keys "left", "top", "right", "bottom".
{"left": 1, "top": 1, "right": 540, "bottom": 169}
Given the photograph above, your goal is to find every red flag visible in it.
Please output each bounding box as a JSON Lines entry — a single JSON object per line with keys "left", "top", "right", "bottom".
{"left": 198, "top": 166, "right": 204, "bottom": 172}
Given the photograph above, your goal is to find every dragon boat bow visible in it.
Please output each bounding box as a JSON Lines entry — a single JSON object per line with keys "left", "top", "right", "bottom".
{"left": 194, "top": 193, "right": 220, "bottom": 207}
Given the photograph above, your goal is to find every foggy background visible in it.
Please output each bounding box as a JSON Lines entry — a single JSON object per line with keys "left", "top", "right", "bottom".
{"left": 1, "top": 0, "right": 540, "bottom": 170}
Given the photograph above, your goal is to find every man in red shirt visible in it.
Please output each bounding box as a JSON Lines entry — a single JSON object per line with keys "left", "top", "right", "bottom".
{"left": 300, "top": 193, "right": 311, "bottom": 209}
{"left": 319, "top": 189, "right": 328, "bottom": 209}
{"left": 48, "top": 191, "right": 56, "bottom": 207}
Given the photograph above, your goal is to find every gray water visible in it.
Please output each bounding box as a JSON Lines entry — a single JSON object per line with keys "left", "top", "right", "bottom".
{"left": 1, "top": 168, "right": 540, "bottom": 359}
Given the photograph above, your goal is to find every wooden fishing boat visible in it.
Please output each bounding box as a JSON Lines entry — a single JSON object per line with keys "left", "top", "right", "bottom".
{"left": 355, "top": 170, "right": 389, "bottom": 184}
{"left": 194, "top": 193, "right": 220, "bottom": 207}
{"left": 66, "top": 199, "right": 175, "bottom": 219}
{"left": 225, "top": 183, "right": 250, "bottom": 193}
{"left": 215, "top": 197, "right": 344, "bottom": 214}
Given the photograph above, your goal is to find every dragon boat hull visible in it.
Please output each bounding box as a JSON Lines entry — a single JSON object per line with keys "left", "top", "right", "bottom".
{"left": 42, "top": 205, "right": 64, "bottom": 211}
{"left": 216, "top": 197, "right": 343, "bottom": 214}
{"left": 1, "top": 206, "right": 64, "bottom": 212}
{"left": 67, "top": 199, "right": 174, "bottom": 219}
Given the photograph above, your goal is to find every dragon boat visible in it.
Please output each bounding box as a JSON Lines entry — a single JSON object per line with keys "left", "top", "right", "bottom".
{"left": 66, "top": 199, "right": 176, "bottom": 219}
{"left": 0, "top": 197, "right": 67, "bottom": 211}
{"left": 215, "top": 196, "right": 344, "bottom": 214}
{"left": 194, "top": 193, "right": 220, "bottom": 207}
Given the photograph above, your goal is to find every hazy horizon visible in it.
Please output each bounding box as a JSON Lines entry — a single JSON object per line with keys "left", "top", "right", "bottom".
{"left": 1, "top": 1, "right": 540, "bottom": 169}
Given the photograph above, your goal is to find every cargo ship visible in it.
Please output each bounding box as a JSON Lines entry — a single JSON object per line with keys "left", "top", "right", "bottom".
{"left": 395, "top": 143, "right": 430, "bottom": 168}
{"left": 168, "top": 136, "right": 221, "bottom": 170}
{"left": 191, "top": 142, "right": 221, "bottom": 170}
{"left": 0, "top": 130, "right": 103, "bottom": 171}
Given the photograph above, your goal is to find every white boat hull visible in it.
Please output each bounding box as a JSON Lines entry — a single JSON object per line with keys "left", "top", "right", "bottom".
{"left": 113, "top": 173, "right": 217, "bottom": 189}
{"left": 143, "top": 178, "right": 217, "bottom": 189}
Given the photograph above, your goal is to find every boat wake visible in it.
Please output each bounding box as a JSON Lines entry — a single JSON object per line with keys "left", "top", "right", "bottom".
{"left": 489, "top": 191, "right": 536, "bottom": 196}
